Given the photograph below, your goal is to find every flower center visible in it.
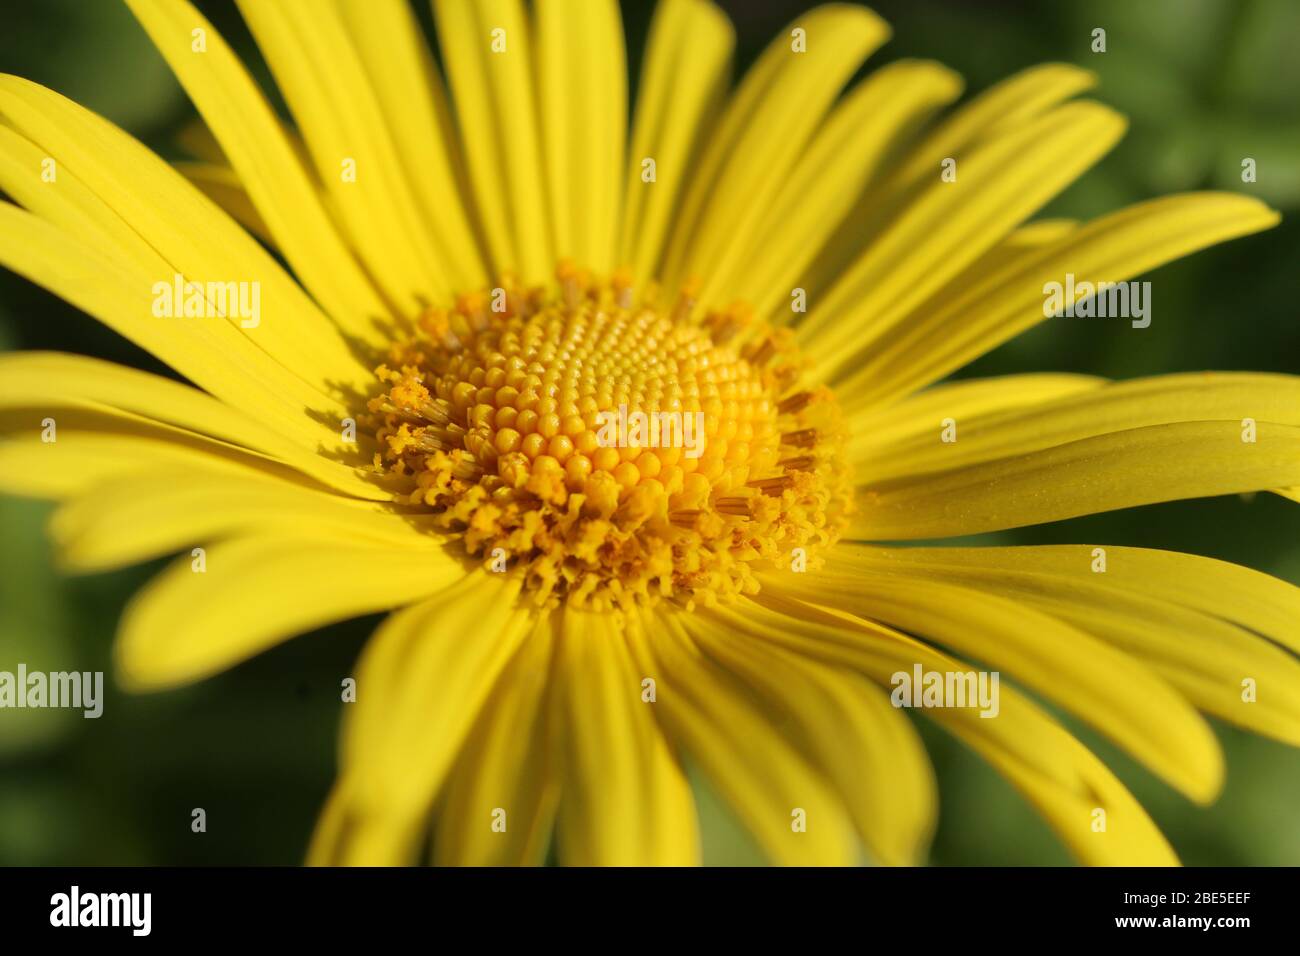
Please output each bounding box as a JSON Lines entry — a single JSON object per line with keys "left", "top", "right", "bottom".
{"left": 366, "top": 265, "right": 852, "bottom": 610}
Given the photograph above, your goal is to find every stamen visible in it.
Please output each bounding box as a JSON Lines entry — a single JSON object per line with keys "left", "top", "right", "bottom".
{"left": 777, "top": 391, "right": 813, "bottom": 414}
{"left": 745, "top": 336, "right": 777, "bottom": 367}
{"left": 746, "top": 475, "right": 795, "bottom": 494}
{"left": 777, "top": 455, "right": 816, "bottom": 471}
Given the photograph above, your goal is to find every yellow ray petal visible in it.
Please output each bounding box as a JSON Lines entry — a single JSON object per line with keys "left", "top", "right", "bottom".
{"left": 618, "top": 0, "right": 733, "bottom": 283}
{"left": 174, "top": 118, "right": 227, "bottom": 165}
{"left": 308, "top": 770, "right": 434, "bottom": 866}
{"left": 0, "top": 76, "right": 370, "bottom": 391}
{"left": 171, "top": 162, "right": 272, "bottom": 246}
{"left": 124, "top": 0, "right": 397, "bottom": 343}
{"left": 554, "top": 609, "right": 699, "bottom": 865}
{"left": 800, "top": 101, "right": 1127, "bottom": 378}
{"left": 310, "top": 781, "right": 401, "bottom": 866}
{"left": 663, "top": 5, "right": 891, "bottom": 300}
{"left": 981, "top": 576, "right": 1300, "bottom": 742}
{"left": 888, "top": 63, "right": 1098, "bottom": 189}
{"left": 627, "top": 609, "right": 858, "bottom": 865}
{"left": 684, "top": 607, "right": 936, "bottom": 865}
{"left": 761, "top": 561, "right": 1223, "bottom": 803}
{"left": 846, "top": 545, "right": 1300, "bottom": 741}
{"left": 0, "top": 124, "right": 159, "bottom": 274}
{"left": 50, "top": 468, "right": 434, "bottom": 574}
{"left": 336, "top": 0, "right": 488, "bottom": 291}
{"left": 329, "top": 573, "right": 532, "bottom": 864}
{"left": 733, "top": 60, "right": 962, "bottom": 321}
{"left": 853, "top": 421, "right": 1300, "bottom": 539}
{"left": 832, "top": 546, "right": 1300, "bottom": 749}
{"left": 433, "top": 611, "right": 560, "bottom": 866}
{"left": 0, "top": 415, "right": 382, "bottom": 504}
{"left": 0, "top": 351, "right": 382, "bottom": 497}
{"left": 3, "top": 118, "right": 312, "bottom": 351}
{"left": 829, "top": 219, "right": 1082, "bottom": 404}
{"left": 0, "top": 350, "right": 283, "bottom": 445}
{"left": 0, "top": 203, "right": 351, "bottom": 447}
{"left": 847, "top": 372, "right": 1106, "bottom": 473}
{"left": 178, "top": 116, "right": 317, "bottom": 182}
{"left": 537, "top": 0, "right": 625, "bottom": 274}
{"left": 117, "top": 536, "right": 463, "bottom": 691}
{"left": 853, "top": 372, "right": 1300, "bottom": 483}
{"left": 745, "top": 592, "right": 1179, "bottom": 865}
{"left": 992, "top": 736, "right": 1179, "bottom": 866}
{"left": 802, "top": 63, "right": 1096, "bottom": 297}
{"left": 0, "top": 426, "right": 325, "bottom": 502}
{"left": 990, "top": 217, "right": 1081, "bottom": 253}
{"left": 433, "top": 0, "right": 552, "bottom": 283}
{"left": 837, "top": 193, "right": 1281, "bottom": 408}
{"left": 920, "top": 545, "right": 1300, "bottom": 655}
{"left": 235, "top": 0, "right": 456, "bottom": 310}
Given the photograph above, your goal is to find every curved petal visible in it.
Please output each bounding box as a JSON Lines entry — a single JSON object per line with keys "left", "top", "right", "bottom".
{"left": 337, "top": 0, "right": 488, "bottom": 291}
{"left": 312, "top": 573, "right": 533, "bottom": 865}
{"left": 918, "top": 545, "right": 1300, "bottom": 655}
{"left": 49, "top": 468, "right": 435, "bottom": 573}
{"left": 618, "top": 0, "right": 733, "bottom": 282}
{"left": 124, "top": 0, "right": 397, "bottom": 342}
{"left": 0, "top": 75, "right": 370, "bottom": 392}
{"left": 235, "top": 0, "right": 456, "bottom": 308}
{"left": 685, "top": 606, "right": 937, "bottom": 865}
{"left": 117, "top": 536, "right": 465, "bottom": 691}
{"left": 844, "top": 545, "right": 1300, "bottom": 743}
{"left": 171, "top": 162, "right": 273, "bottom": 245}
{"left": 745, "top": 592, "right": 1178, "bottom": 865}
{"left": 554, "top": 609, "right": 699, "bottom": 865}
{"left": 803, "top": 63, "right": 1097, "bottom": 298}
{"left": 836, "top": 193, "right": 1281, "bottom": 408}
{"left": 854, "top": 421, "right": 1300, "bottom": 539}
{"left": 761, "top": 557, "right": 1224, "bottom": 804}
{"left": 0, "top": 124, "right": 159, "bottom": 275}
{"left": 627, "top": 608, "right": 859, "bottom": 865}
{"left": 800, "top": 101, "right": 1127, "bottom": 378}
{"left": 432, "top": 0, "right": 552, "bottom": 283}
{"left": 853, "top": 372, "right": 1300, "bottom": 483}
{"left": 0, "top": 425, "right": 330, "bottom": 501}
{"left": 0, "top": 351, "right": 385, "bottom": 498}
{"left": 537, "top": 0, "right": 625, "bottom": 274}
{"left": 884, "top": 63, "right": 1099, "bottom": 189}
{"left": 433, "top": 611, "right": 561, "bottom": 866}
{"left": 846, "top": 372, "right": 1106, "bottom": 472}
{"left": 663, "top": 5, "right": 891, "bottom": 299}
{"left": 0, "top": 203, "right": 351, "bottom": 450}
{"left": 742, "top": 59, "right": 963, "bottom": 322}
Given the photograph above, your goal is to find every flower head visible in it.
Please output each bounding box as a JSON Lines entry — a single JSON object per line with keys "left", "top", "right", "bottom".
{"left": 0, "top": 0, "right": 1297, "bottom": 866}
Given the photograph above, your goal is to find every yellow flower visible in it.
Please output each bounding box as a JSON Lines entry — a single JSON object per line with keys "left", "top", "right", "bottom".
{"left": 1, "top": 0, "right": 1297, "bottom": 866}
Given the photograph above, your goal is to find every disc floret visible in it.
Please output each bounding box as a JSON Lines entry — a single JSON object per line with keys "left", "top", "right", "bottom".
{"left": 366, "top": 267, "right": 852, "bottom": 611}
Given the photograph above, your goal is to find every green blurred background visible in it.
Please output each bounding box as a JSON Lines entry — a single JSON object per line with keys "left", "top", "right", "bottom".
{"left": 1, "top": 0, "right": 1298, "bottom": 865}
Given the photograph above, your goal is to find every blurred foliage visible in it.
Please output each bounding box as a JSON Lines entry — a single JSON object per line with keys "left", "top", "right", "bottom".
{"left": 0, "top": 0, "right": 184, "bottom": 134}
{"left": 1, "top": 0, "right": 1298, "bottom": 865}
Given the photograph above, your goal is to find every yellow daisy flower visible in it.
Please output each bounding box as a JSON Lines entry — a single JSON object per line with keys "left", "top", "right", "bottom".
{"left": 1, "top": 0, "right": 1297, "bottom": 867}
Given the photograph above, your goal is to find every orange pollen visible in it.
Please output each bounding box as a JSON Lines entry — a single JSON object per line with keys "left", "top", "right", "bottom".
{"left": 363, "top": 267, "right": 853, "bottom": 612}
